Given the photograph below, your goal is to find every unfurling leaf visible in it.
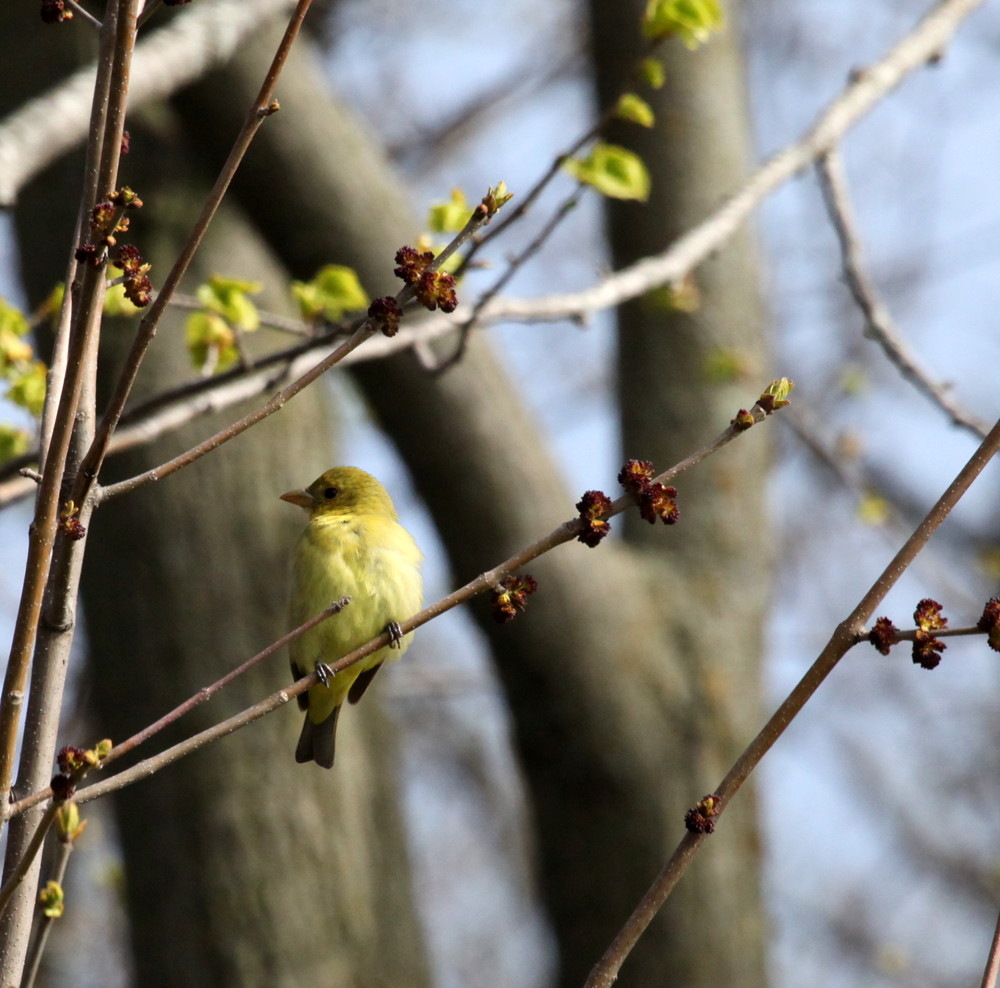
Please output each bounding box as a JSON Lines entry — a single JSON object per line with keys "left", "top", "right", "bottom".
{"left": 639, "top": 57, "right": 665, "bottom": 89}
{"left": 292, "top": 265, "right": 368, "bottom": 323}
{"left": 197, "top": 274, "right": 261, "bottom": 332}
{"left": 564, "top": 143, "right": 651, "bottom": 202}
{"left": 642, "top": 0, "right": 723, "bottom": 48}
{"left": 185, "top": 311, "right": 236, "bottom": 373}
{"left": 428, "top": 188, "right": 470, "bottom": 233}
{"left": 39, "top": 881, "right": 64, "bottom": 919}
{"left": 616, "top": 93, "right": 655, "bottom": 128}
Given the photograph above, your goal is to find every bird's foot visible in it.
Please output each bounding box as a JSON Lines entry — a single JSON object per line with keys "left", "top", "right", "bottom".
{"left": 386, "top": 621, "right": 404, "bottom": 649}
{"left": 315, "top": 662, "right": 335, "bottom": 687}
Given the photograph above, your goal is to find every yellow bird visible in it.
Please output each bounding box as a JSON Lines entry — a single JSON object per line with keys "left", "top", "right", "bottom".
{"left": 281, "top": 467, "right": 422, "bottom": 767}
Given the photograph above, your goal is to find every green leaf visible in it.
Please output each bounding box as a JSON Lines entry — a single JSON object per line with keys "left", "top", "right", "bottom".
{"left": 0, "top": 425, "right": 29, "bottom": 464}
{"left": 7, "top": 361, "right": 47, "bottom": 416}
{"left": 428, "top": 188, "right": 470, "bottom": 233}
{"left": 639, "top": 57, "right": 665, "bottom": 89}
{"left": 196, "top": 275, "right": 261, "bottom": 332}
{"left": 103, "top": 282, "right": 142, "bottom": 318}
{"left": 0, "top": 299, "right": 33, "bottom": 376}
{"left": 642, "top": 0, "right": 723, "bottom": 48}
{"left": 564, "top": 143, "right": 651, "bottom": 202}
{"left": 616, "top": 93, "right": 655, "bottom": 128}
{"left": 185, "top": 311, "right": 236, "bottom": 373}
{"left": 291, "top": 265, "right": 368, "bottom": 322}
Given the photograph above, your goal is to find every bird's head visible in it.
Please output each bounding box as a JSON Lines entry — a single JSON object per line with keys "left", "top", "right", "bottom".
{"left": 280, "top": 467, "right": 399, "bottom": 521}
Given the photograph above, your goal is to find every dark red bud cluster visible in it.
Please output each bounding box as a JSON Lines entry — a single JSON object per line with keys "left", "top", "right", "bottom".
{"left": 368, "top": 296, "right": 403, "bottom": 337}
{"left": 617, "top": 459, "right": 679, "bottom": 525}
{"left": 912, "top": 598, "right": 947, "bottom": 670}
{"left": 113, "top": 244, "right": 153, "bottom": 307}
{"left": 978, "top": 598, "right": 1000, "bottom": 653}
{"left": 684, "top": 794, "right": 721, "bottom": 834}
{"left": 492, "top": 574, "right": 538, "bottom": 624}
{"left": 57, "top": 746, "right": 87, "bottom": 775}
{"left": 393, "top": 247, "right": 458, "bottom": 313}
{"left": 576, "top": 490, "right": 613, "bottom": 547}
{"left": 91, "top": 200, "right": 116, "bottom": 233}
{"left": 50, "top": 774, "right": 75, "bottom": 801}
{"left": 868, "top": 617, "right": 900, "bottom": 656}
{"left": 40, "top": 0, "right": 72, "bottom": 22}
{"left": 74, "top": 244, "right": 99, "bottom": 266}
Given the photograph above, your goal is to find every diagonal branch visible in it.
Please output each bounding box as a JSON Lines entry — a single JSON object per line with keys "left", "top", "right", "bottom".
{"left": 817, "top": 149, "right": 989, "bottom": 439}
{"left": 6, "top": 391, "right": 782, "bottom": 819}
{"left": 0, "top": 0, "right": 298, "bottom": 207}
{"left": 583, "top": 411, "right": 1000, "bottom": 988}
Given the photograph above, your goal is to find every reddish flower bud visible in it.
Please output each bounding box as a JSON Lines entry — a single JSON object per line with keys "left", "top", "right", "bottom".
{"left": 618, "top": 459, "right": 655, "bottom": 494}
{"left": 40, "top": 0, "right": 72, "bottom": 22}
{"left": 576, "top": 490, "right": 613, "bottom": 547}
{"left": 50, "top": 775, "right": 75, "bottom": 801}
{"left": 91, "top": 200, "right": 115, "bottom": 232}
{"left": 368, "top": 296, "right": 403, "bottom": 337}
{"left": 491, "top": 575, "right": 538, "bottom": 624}
{"left": 868, "top": 617, "right": 900, "bottom": 656}
{"left": 57, "top": 746, "right": 87, "bottom": 775}
{"left": 731, "top": 408, "right": 755, "bottom": 431}
{"left": 978, "top": 598, "right": 1000, "bottom": 653}
{"left": 914, "top": 598, "right": 947, "bottom": 632}
{"left": 684, "top": 794, "right": 722, "bottom": 834}
{"left": 393, "top": 246, "right": 434, "bottom": 285}
{"left": 912, "top": 631, "right": 946, "bottom": 670}
{"left": 120, "top": 131, "right": 130, "bottom": 156}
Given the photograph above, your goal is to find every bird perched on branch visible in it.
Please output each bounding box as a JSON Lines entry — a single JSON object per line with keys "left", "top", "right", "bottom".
{"left": 281, "top": 467, "right": 422, "bottom": 767}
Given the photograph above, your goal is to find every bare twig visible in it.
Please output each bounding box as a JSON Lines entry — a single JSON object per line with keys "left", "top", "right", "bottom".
{"left": 65, "top": 0, "right": 102, "bottom": 29}
{"left": 980, "top": 902, "right": 1000, "bottom": 988}
{"left": 167, "top": 292, "right": 314, "bottom": 336}
{"left": 817, "top": 149, "right": 989, "bottom": 438}
{"left": 0, "top": 0, "right": 299, "bottom": 207}
{"left": 7, "top": 394, "right": 780, "bottom": 818}
{"left": 434, "top": 184, "right": 584, "bottom": 373}
{"left": 96, "top": 204, "right": 492, "bottom": 501}
{"left": 0, "top": 804, "right": 59, "bottom": 921}
{"left": 71, "top": 0, "right": 315, "bottom": 512}
{"left": 21, "top": 835, "right": 74, "bottom": 988}
{"left": 8, "top": 598, "right": 350, "bottom": 819}
{"left": 583, "top": 412, "right": 1000, "bottom": 988}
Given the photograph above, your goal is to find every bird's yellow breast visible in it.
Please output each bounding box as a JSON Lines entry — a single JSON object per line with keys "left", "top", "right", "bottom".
{"left": 289, "top": 511, "right": 422, "bottom": 722}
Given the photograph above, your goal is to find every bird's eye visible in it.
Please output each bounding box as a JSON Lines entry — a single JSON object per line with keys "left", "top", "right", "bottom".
{"left": 324, "top": 486, "right": 339, "bottom": 500}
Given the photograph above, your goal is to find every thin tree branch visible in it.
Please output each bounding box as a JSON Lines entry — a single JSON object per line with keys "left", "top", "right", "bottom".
{"left": 0, "top": 0, "right": 299, "bottom": 207}
{"left": 8, "top": 598, "right": 350, "bottom": 819}
{"left": 816, "top": 149, "right": 989, "bottom": 438}
{"left": 0, "top": 0, "right": 132, "bottom": 819}
{"left": 7, "top": 392, "right": 781, "bottom": 819}
{"left": 95, "top": 204, "right": 492, "bottom": 501}
{"left": 434, "top": 184, "right": 584, "bottom": 373}
{"left": 71, "top": 0, "right": 316, "bottom": 512}
{"left": 65, "top": 0, "right": 102, "bottom": 29}
{"left": 980, "top": 902, "right": 1000, "bottom": 988}
{"left": 0, "top": 804, "right": 59, "bottom": 921}
{"left": 21, "top": 835, "right": 74, "bottom": 988}
{"left": 583, "top": 412, "right": 1000, "bottom": 988}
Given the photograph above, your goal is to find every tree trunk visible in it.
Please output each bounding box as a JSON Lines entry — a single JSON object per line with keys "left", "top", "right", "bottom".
{"left": 173, "top": 15, "right": 769, "bottom": 988}
{"left": 588, "top": 1, "right": 772, "bottom": 984}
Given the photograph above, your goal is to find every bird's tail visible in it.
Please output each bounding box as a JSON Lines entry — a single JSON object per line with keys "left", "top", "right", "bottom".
{"left": 295, "top": 706, "right": 340, "bottom": 768}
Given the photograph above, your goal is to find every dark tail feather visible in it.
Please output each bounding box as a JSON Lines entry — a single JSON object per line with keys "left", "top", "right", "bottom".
{"left": 295, "top": 706, "right": 340, "bottom": 768}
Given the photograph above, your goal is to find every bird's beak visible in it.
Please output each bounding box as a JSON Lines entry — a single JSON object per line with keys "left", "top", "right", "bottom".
{"left": 280, "top": 488, "right": 315, "bottom": 510}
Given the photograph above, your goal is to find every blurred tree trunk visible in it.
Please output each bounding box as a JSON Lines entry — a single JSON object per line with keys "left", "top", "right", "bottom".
{"left": 5, "top": 7, "right": 429, "bottom": 987}
{"left": 174, "top": 12, "right": 769, "bottom": 988}
{"left": 588, "top": 0, "right": 772, "bottom": 984}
